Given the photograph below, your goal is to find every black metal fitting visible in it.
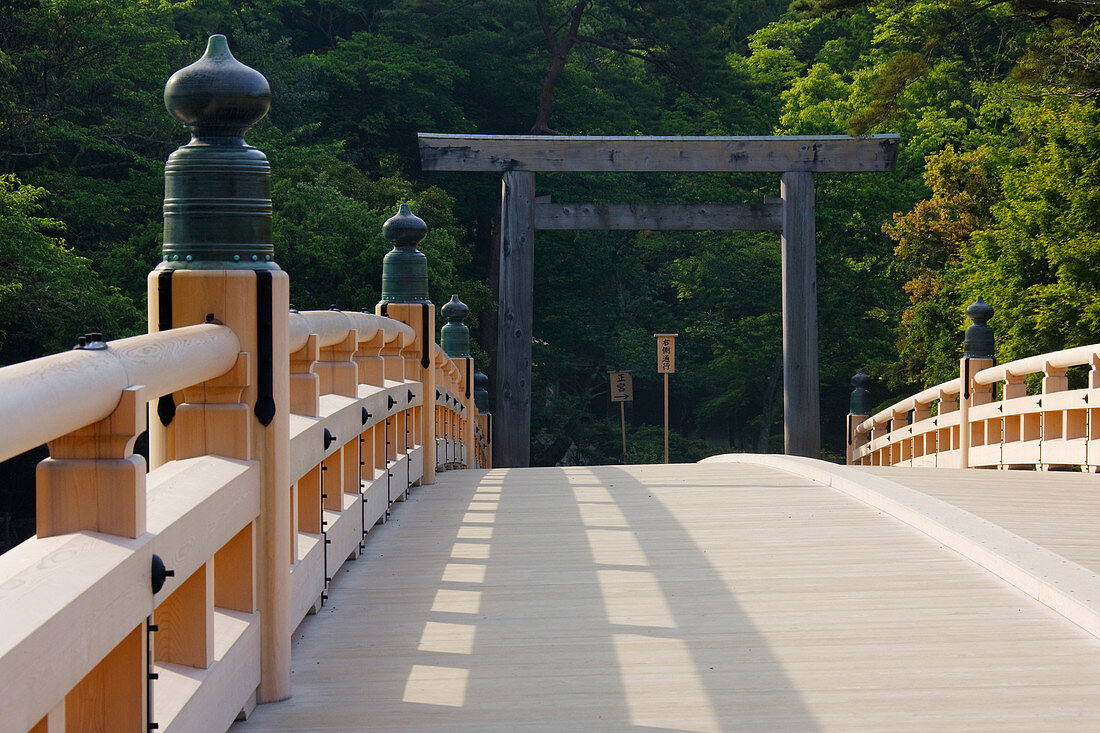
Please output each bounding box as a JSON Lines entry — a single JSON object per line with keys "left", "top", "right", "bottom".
{"left": 74, "top": 333, "right": 108, "bottom": 351}
{"left": 151, "top": 554, "right": 175, "bottom": 594}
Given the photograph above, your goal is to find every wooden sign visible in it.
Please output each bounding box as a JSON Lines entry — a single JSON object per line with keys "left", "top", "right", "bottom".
{"left": 655, "top": 334, "right": 677, "bottom": 374}
{"left": 609, "top": 371, "right": 633, "bottom": 402}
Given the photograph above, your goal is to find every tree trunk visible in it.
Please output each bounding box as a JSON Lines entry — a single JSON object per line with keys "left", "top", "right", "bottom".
{"left": 531, "top": 0, "right": 588, "bottom": 134}
{"left": 756, "top": 353, "right": 783, "bottom": 453}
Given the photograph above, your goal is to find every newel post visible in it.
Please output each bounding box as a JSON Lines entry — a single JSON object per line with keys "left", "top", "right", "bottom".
{"left": 150, "top": 35, "right": 291, "bottom": 701}
{"left": 376, "top": 204, "right": 436, "bottom": 485}
{"left": 441, "top": 294, "right": 475, "bottom": 467}
{"left": 474, "top": 368, "right": 493, "bottom": 468}
{"left": 847, "top": 371, "right": 872, "bottom": 464}
{"left": 959, "top": 297, "right": 995, "bottom": 468}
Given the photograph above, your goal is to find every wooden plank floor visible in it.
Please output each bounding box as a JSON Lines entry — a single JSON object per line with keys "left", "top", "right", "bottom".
{"left": 233, "top": 464, "right": 1100, "bottom": 732}
{"left": 864, "top": 466, "right": 1100, "bottom": 574}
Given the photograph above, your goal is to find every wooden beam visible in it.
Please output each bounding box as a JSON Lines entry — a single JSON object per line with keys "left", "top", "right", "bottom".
{"left": 495, "top": 171, "right": 535, "bottom": 468}
{"left": 534, "top": 202, "right": 782, "bottom": 231}
{"left": 419, "top": 134, "right": 899, "bottom": 173}
{"left": 780, "top": 171, "right": 820, "bottom": 458}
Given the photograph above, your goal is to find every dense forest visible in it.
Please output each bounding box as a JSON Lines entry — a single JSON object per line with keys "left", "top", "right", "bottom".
{"left": 2, "top": 0, "right": 1100, "bottom": 477}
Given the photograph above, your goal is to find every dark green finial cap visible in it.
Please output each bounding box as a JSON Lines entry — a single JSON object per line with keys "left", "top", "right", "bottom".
{"left": 473, "top": 369, "right": 490, "bottom": 412}
{"left": 161, "top": 35, "right": 276, "bottom": 270}
{"left": 963, "top": 296, "right": 995, "bottom": 359}
{"left": 440, "top": 294, "right": 471, "bottom": 358}
{"left": 850, "top": 370, "right": 872, "bottom": 416}
{"left": 379, "top": 204, "right": 430, "bottom": 303}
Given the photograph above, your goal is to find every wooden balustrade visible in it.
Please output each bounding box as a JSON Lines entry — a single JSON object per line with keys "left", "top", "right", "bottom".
{"left": 849, "top": 344, "right": 1100, "bottom": 470}
{"left": 0, "top": 306, "right": 491, "bottom": 733}
{"left": 1, "top": 36, "right": 492, "bottom": 732}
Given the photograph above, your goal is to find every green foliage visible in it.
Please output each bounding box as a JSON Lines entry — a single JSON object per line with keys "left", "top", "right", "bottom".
{"left": 4, "top": 0, "right": 1100, "bottom": 467}
{"left": 887, "top": 145, "right": 1001, "bottom": 385}
{"left": 0, "top": 175, "right": 140, "bottom": 365}
{"left": 959, "top": 100, "right": 1100, "bottom": 360}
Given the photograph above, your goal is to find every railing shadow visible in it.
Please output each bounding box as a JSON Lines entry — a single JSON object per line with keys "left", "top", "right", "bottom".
{"left": 235, "top": 464, "right": 820, "bottom": 732}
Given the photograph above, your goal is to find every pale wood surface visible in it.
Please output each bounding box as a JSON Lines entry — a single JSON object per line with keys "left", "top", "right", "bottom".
{"left": 711, "top": 455, "right": 1100, "bottom": 639}
{"left": 155, "top": 609, "right": 259, "bottom": 733}
{"left": 0, "top": 323, "right": 238, "bottom": 463}
{"left": 863, "top": 466, "right": 1100, "bottom": 575}
{"left": 533, "top": 202, "right": 782, "bottom": 231}
{"left": 418, "top": 134, "right": 900, "bottom": 172}
{"left": 233, "top": 463, "right": 1100, "bottom": 732}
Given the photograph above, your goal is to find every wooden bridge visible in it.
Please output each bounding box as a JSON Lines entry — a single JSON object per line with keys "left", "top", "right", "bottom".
{"left": 224, "top": 459, "right": 1100, "bottom": 732}
{"left": 7, "top": 36, "right": 1100, "bottom": 733}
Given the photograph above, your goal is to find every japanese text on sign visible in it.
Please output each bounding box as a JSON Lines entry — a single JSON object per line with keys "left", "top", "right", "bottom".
{"left": 654, "top": 333, "right": 677, "bottom": 374}
{"left": 609, "top": 371, "right": 633, "bottom": 402}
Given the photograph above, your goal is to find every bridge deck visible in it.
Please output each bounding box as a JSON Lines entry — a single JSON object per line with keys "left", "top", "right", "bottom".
{"left": 234, "top": 462, "right": 1100, "bottom": 732}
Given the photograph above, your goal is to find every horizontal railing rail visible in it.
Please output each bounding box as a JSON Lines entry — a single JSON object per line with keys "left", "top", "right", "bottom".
{"left": 0, "top": 325, "right": 239, "bottom": 463}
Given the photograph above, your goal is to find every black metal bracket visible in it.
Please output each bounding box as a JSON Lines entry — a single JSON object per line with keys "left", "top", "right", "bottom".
{"left": 324, "top": 428, "right": 337, "bottom": 451}
{"left": 420, "top": 303, "right": 431, "bottom": 369}
{"left": 254, "top": 271, "right": 277, "bottom": 426}
{"left": 146, "top": 615, "right": 160, "bottom": 731}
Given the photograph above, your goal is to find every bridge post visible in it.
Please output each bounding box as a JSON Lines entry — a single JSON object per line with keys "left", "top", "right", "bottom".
{"left": 475, "top": 368, "right": 493, "bottom": 468}
{"left": 781, "top": 171, "right": 820, "bottom": 457}
{"left": 847, "top": 371, "right": 872, "bottom": 464}
{"left": 376, "top": 204, "right": 436, "bottom": 485}
{"left": 959, "top": 297, "right": 996, "bottom": 468}
{"left": 152, "top": 36, "right": 292, "bottom": 702}
{"left": 441, "top": 294, "right": 476, "bottom": 468}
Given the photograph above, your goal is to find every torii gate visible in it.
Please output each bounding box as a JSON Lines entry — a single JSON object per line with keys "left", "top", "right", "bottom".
{"left": 418, "top": 134, "right": 899, "bottom": 467}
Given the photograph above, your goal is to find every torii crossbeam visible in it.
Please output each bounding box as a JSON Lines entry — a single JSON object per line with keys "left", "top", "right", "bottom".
{"left": 419, "top": 133, "right": 900, "bottom": 467}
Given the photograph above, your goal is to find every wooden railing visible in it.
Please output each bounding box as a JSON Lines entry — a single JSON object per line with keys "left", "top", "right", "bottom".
{"left": 0, "top": 306, "right": 489, "bottom": 733}
{"left": 0, "top": 36, "right": 493, "bottom": 733}
{"left": 848, "top": 302, "right": 1100, "bottom": 470}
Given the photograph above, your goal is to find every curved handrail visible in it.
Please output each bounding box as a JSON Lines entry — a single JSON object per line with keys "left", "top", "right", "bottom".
{"left": 0, "top": 324, "right": 239, "bottom": 462}
{"left": 976, "top": 344, "right": 1100, "bottom": 385}
{"left": 855, "top": 377, "right": 961, "bottom": 436}
{"left": 289, "top": 310, "right": 409, "bottom": 354}
{"left": 849, "top": 341, "right": 1100, "bottom": 469}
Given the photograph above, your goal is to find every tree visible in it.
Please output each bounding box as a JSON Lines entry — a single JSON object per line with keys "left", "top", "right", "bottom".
{"left": 0, "top": 175, "right": 139, "bottom": 365}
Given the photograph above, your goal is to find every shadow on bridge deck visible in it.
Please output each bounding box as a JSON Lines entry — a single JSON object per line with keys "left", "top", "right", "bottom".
{"left": 234, "top": 461, "right": 1100, "bottom": 732}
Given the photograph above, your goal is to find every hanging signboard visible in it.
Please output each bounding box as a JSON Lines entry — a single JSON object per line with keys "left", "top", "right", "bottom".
{"left": 655, "top": 333, "right": 677, "bottom": 374}
{"left": 609, "top": 371, "right": 633, "bottom": 403}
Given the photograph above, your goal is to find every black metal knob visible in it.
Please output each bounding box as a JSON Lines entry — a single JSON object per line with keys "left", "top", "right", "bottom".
{"left": 152, "top": 554, "right": 175, "bottom": 594}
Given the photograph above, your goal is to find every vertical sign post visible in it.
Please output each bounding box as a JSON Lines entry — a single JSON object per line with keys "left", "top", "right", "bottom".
{"left": 654, "top": 334, "right": 677, "bottom": 463}
{"left": 609, "top": 370, "right": 633, "bottom": 463}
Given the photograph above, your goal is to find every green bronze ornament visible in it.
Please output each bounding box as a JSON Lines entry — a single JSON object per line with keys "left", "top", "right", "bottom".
{"left": 440, "top": 294, "right": 471, "bottom": 358}
{"left": 473, "top": 369, "right": 490, "bottom": 412}
{"left": 160, "top": 35, "right": 276, "bottom": 270}
{"left": 379, "top": 204, "right": 430, "bottom": 304}
{"left": 963, "top": 297, "right": 995, "bottom": 360}
{"left": 849, "top": 371, "right": 872, "bottom": 416}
